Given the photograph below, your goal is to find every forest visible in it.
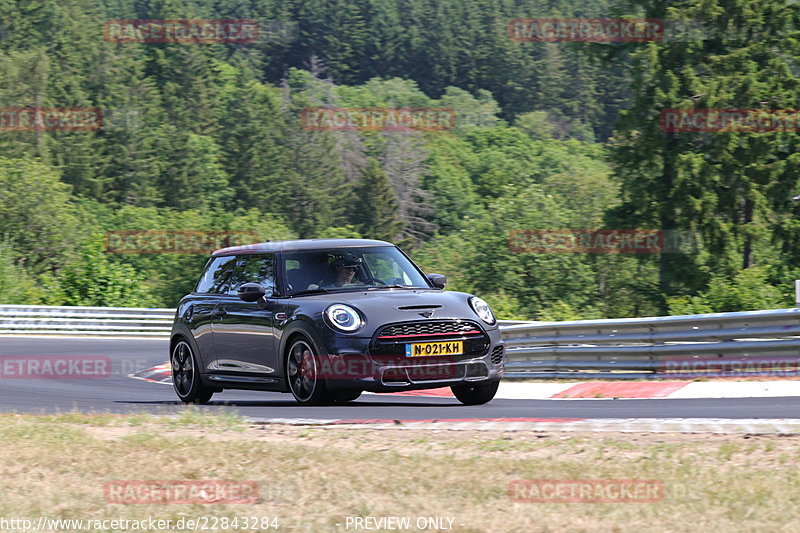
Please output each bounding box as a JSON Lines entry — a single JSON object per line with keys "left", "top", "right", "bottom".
{"left": 0, "top": 0, "right": 798, "bottom": 320}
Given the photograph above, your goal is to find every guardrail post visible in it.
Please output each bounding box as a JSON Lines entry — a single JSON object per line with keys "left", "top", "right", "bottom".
{"left": 795, "top": 280, "right": 800, "bottom": 308}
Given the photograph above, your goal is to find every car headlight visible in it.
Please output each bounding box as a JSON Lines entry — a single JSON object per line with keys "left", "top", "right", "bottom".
{"left": 469, "top": 296, "right": 496, "bottom": 325}
{"left": 325, "top": 304, "right": 364, "bottom": 332}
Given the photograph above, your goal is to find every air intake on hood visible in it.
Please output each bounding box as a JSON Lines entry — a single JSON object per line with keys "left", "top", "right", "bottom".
{"left": 396, "top": 305, "right": 443, "bottom": 310}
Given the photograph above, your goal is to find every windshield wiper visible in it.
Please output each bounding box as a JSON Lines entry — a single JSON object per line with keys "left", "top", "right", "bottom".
{"left": 365, "top": 284, "right": 420, "bottom": 290}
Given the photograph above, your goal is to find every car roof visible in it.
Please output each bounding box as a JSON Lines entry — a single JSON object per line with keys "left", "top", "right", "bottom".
{"left": 211, "top": 238, "right": 393, "bottom": 257}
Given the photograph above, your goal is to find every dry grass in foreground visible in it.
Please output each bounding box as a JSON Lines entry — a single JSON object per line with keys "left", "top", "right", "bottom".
{"left": 0, "top": 409, "right": 799, "bottom": 532}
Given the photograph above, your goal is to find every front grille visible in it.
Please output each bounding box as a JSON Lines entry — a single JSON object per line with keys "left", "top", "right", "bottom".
{"left": 490, "top": 345, "right": 504, "bottom": 366}
{"left": 377, "top": 320, "right": 482, "bottom": 338}
{"left": 371, "top": 320, "right": 490, "bottom": 359}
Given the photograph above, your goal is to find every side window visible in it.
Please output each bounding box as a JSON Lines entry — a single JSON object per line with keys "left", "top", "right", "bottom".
{"left": 195, "top": 256, "right": 237, "bottom": 294}
{"left": 225, "top": 254, "right": 275, "bottom": 295}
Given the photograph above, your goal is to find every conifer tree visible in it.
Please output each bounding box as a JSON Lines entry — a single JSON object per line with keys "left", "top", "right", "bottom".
{"left": 353, "top": 158, "right": 402, "bottom": 241}
{"left": 608, "top": 0, "right": 800, "bottom": 307}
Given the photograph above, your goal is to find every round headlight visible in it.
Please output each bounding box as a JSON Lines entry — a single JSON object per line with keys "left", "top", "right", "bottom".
{"left": 469, "top": 296, "right": 496, "bottom": 325}
{"left": 325, "top": 304, "right": 363, "bottom": 332}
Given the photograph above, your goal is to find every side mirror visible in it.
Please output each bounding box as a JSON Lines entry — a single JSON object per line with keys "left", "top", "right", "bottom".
{"left": 427, "top": 273, "right": 447, "bottom": 289}
{"left": 237, "top": 282, "right": 267, "bottom": 302}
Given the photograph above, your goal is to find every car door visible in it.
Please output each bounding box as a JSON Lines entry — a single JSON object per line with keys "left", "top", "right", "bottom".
{"left": 211, "top": 254, "right": 280, "bottom": 384}
{"left": 185, "top": 255, "right": 237, "bottom": 372}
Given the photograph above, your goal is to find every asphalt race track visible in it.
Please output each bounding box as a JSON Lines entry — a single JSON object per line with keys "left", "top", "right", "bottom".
{"left": 1, "top": 337, "right": 800, "bottom": 420}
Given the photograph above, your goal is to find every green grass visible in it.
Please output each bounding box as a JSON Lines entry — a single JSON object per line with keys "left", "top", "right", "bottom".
{"left": 1, "top": 413, "right": 799, "bottom": 532}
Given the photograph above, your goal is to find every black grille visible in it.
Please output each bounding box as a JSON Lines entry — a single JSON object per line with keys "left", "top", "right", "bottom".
{"left": 371, "top": 320, "right": 490, "bottom": 359}
{"left": 490, "top": 345, "right": 504, "bottom": 366}
{"left": 378, "top": 320, "right": 482, "bottom": 338}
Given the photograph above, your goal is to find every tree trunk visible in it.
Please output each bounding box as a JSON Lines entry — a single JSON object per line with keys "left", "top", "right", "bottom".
{"left": 742, "top": 197, "right": 754, "bottom": 269}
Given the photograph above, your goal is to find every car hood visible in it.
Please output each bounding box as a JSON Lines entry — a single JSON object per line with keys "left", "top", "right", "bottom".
{"left": 292, "top": 289, "right": 493, "bottom": 329}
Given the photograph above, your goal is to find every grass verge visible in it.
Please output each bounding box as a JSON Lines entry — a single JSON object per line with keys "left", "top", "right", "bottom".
{"left": 0, "top": 409, "right": 798, "bottom": 532}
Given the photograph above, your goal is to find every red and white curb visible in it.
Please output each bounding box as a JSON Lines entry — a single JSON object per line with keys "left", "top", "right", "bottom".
{"left": 371, "top": 380, "right": 800, "bottom": 400}
{"left": 129, "top": 362, "right": 172, "bottom": 384}
{"left": 131, "top": 363, "right": 800, "bottom": 400}
{"left": 248, "top": 417, "right": 800, "bottom": 434}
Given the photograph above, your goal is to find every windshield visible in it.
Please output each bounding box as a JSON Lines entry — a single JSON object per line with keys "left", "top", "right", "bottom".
{"left": 282, "top": 246, "right": 430, "bottom": 295}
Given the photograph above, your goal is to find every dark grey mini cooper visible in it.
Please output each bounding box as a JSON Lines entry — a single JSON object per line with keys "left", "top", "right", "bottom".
{"left": 170, "top": 239, "right": 504, "bottom": 405}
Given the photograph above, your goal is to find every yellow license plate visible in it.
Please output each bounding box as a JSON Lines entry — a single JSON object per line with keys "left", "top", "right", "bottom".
{"left": 405, "top": 341, "right": 463, "bottom": 357}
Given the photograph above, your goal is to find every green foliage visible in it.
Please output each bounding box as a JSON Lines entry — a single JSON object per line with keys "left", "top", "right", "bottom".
{"left": 438, "top": 87, "right": 501, "bottom": 132}
{"left": 0, "top": 242, "right": 40, "bottom": 304}
{"left": 414, "top": 183, "right": 600, "bottom": 320}
{"left": 170, "top": 134, "right": 234, "bottom": 210}
{"left": 352, "top": 159, "right": 403, "bottom": 241}
{"left": 422, "top": 135, "right": 483, "bottom": 232}
{"left": 608, "top": 0, "right": 800, "bottom": 311}
{"left": 336, "top": 77, "right": 435, "bottom": 108}
{"left": 70, "top": 201, "right": 295, "bottom": 306}
{"left": 0, "top": 157, "right": 82, "bottom": 273}
{"left": 667, "top": 267, "right": 789, "bottom": 315}
{"left": 0, "top": 0, "right": 795, "bottom": 320}
{"left": 57, "top": 237, "right": 155, "bottom": 307}
{"left": 535, "top": 301, "right": 602, "bottom": 322}
{"left": 479, "top": 290, "right": 530, "bottom": 321}
{"left": 515, "top": 111, "right": 556, "bottom": 141}
{"left": 315, "top": 225, "right": 363, "bottom": 239}
{"left": 461, "top": 126, "right": 544, "bottom": 199}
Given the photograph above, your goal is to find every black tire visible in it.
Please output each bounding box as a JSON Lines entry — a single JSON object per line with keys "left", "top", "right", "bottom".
{"left": 451, "top": 381, "right": 499, "bottom": 405}
{"left": 286, "top": 337, "right": 330, "bottom": 405}
{"left": 330, "top": 390, "right": 362, "bottom": 402}
{"left": 171, "top": 340, "right": 215, "bottom": 404}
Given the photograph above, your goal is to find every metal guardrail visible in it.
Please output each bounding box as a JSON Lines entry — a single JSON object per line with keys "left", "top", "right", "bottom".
{"left": 2, "top": 305, "right": 799, "bottom": 379}
{"left": 0, "top": 305, "right": 175, "bottom": 336}
{"left": 0, "top": 307, "right": 532, "bottom": 338}
{"left": 501, "top": 308, "right": 800, "bottom": 379}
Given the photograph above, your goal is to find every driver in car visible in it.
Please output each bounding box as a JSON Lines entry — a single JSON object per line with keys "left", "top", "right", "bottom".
{"left": 306, "top": 256, "right": 364, "bottom": 290}
{"left": 322, "top": 257, "right": 362, "bottom": 287}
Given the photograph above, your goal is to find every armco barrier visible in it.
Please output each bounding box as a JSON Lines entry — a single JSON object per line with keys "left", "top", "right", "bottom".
{"left": 0, "top": 305, "right": 174, "bottom": 336}
{"left": 0, "top": 306, "right": 526, "bottom": 338}
{"left": 2, "top": 305, "right": 799, "bottom": 379}
{"left": 502, "top": 308, "right": 800, "bottom": 378}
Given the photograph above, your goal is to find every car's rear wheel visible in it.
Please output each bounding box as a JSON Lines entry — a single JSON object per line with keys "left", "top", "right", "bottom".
{"left": 286, "top": 338, "right": 330, "bottom": 405}
{"left": 171, "top": 340, "right": 214, "bottom": 404}
{"left": 451, "top": 380, "right": 499, "bottom": 405}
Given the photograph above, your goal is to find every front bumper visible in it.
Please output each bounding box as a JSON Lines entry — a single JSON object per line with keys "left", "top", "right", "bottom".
{"left": 318, "top": 321, "right": 504, "bottom": 392}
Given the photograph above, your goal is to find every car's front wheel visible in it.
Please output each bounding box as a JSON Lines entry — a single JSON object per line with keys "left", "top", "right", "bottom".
{"left": 451, "top": 381, "right": 499, "bottom": 405}
{"left": 171, "top": 340, "right": 214, "bottom": 404}
{"left": 286, "top": 337, "right": 330, "bottom": 405}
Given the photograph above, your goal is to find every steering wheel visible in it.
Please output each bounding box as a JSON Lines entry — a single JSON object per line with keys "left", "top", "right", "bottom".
{"left": 371, "top": 278, "right": 387, "bottom": 286}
